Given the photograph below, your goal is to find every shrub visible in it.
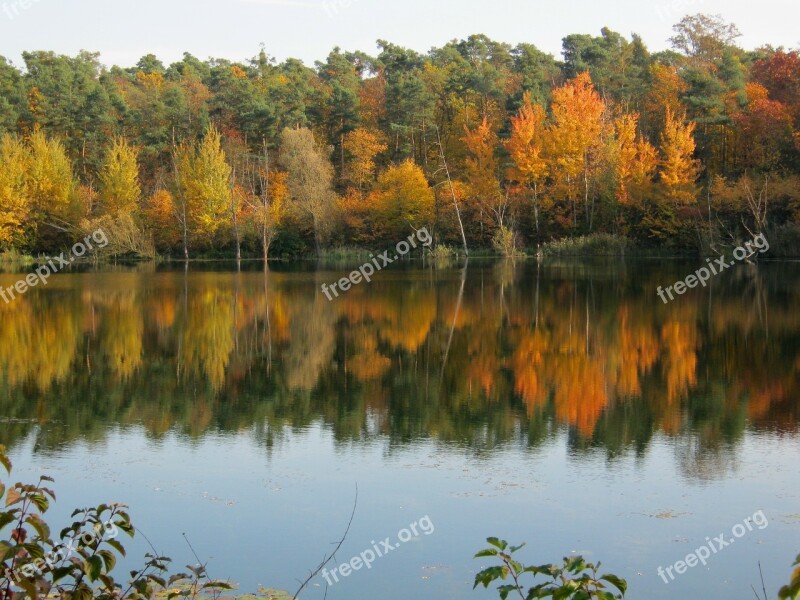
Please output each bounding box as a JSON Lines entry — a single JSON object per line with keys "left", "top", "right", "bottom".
{"left": 473, "top": 538, "right": 626, "bottom": 599}
{"left": 540, "top": 234, "right": 629, "bottom": 257}
{"left": 779, "top": 554, "right": 800, "bottom": 600}
{"left": 492, "top": 226, "right": 524, "bottom": 257}
{"left": 0, "top": 445, "right": 233, "bottom": 599}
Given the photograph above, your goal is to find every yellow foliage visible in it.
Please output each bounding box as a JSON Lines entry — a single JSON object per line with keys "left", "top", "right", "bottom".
{"left": 98, "top": 136, "right": 141, "bottom": 216}
{"left": 370, "top": 159, "right": 434, "bottom": 238}
{"left": 659, "top": 107, "right": 699, "bottom": 206}
{"left": 0, "top": 134, "right": 31, "bottom": 248}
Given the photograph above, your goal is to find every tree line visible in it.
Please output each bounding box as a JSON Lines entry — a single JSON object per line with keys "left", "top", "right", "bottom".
{"left": 0, "top": 14, "right": 799, "bottom": 258}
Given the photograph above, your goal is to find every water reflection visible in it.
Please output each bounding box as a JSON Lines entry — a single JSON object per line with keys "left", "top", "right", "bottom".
{"left": 0, "top": 260, "right": 797, "bottom": 478}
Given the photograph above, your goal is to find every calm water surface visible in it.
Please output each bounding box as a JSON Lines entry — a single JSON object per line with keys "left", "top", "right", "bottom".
{"left": 0, "top": 259, "right": 798, "bottom": 599}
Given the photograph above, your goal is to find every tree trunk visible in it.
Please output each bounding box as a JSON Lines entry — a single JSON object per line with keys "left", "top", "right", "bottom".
{"left": 436, "top": 127, "right": 468, "bottom": 257}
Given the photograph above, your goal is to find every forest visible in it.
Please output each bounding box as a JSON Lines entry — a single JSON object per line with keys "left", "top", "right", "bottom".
{"left": 0, "top": 14, "right": 799, "bottom": 258}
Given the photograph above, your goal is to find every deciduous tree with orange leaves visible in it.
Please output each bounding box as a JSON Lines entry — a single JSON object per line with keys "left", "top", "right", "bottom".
{"left": 548, "top": 72, "right": 606, "bottom": 231}
{"left": 462, "top": 116, "right": 506, "bottom": 240}
{"left": 505, "top": 93, "right": 549, "bottom": 239}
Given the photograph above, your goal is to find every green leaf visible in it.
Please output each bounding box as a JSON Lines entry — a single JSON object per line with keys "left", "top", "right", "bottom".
{"left": 601, "top": 574, "right": 628, "bottom": 595}
{"left": 0, "top": 540, "right": 13, "bottom": 560}
{"left": 98, "top": 572, "right": 116, "bottom": 590}
{"left": 474, "top": 565, "right": 509, "bottom": 589}
{"left": 486, "top": 537, "right": 508, "bottom": 551}
{"left": 0, "top": 511, "right": 15, "bottom": 531}
{"left": 475, "top": 548, "right": 498, "bottom": 558}
{"left": 51, "top": 566, "right": 73, "bottom": 582}
{"left": 87, "top": 554, "right": 103, "bottom": 580}
{"left": 98, "top": 549, "right": 116, "bottom": 572}
{"left": 25, "top": 513, "right": 51, "bottom": 540}
{"left": 75, "top": 584, "right": 93, "bottom": 600}
{"left": 106, "top": 538, "right": 126, "bottom": 557}
{"left": 21, "top": 543, "right": 46, "bottom": 559}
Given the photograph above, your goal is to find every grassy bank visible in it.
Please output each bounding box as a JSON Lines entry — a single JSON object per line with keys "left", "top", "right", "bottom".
{"left": 0, "top": 250, "right": 36, "bottom": 267}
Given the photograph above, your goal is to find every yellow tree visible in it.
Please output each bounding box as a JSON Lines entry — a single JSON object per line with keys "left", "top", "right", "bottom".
{"left": 659, "top": 107, "right": 699, "bottom": 207}
{"left": 175, "top": 126, "right": 232, "bottom": 252}
{"left": 548, "top": 72, "right": 606, "bottom": 230}
{"left": 98, "top": 137, "right": 141, "bottom": 217}
{"left": 27, "top": 129, "right": 77, "bottom": 225}
{"left": 0, "top": 134, "right": 31, "bottom": 249}
{"left": 371, "top": 160, "right": 435, "bottom": 240}
{"left": 506, "top": 92, "right": 549, "bottom": 239}
{"left": 343, "top": 128, "right": 387, "bottom": 190}
{"left": 610, "top": 113, "right": 658, "bottom": 209}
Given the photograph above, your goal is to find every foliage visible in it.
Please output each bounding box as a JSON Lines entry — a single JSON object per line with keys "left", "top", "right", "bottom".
{"left": 343, "top": 128, "right": 387, "bottom": 190}
{"left": 0, "top": 135, "right": 30, "bottom": 250}
{"left": 779, "top": 554, "right": 800, "bottom": 600}
{"left": 492, "top": 225, "right": 523, "bottom": 257}
{"left": 2, "top": 22, "right": 800, "bottom": 257}
{"left": 540, "top": 234, "right": 628, "bottom": 257}
{"left": 0, "top": 444, "right": 239, "bottom": 600}
{"left": 177, "top": 126, "right": 232, "bottom": 245}
{"left": 370, "top": 159, "right": 434, "bottom": 240}
{"left": 98, "top": 137, "right": 142, "bottom": 217}
{"left": 429, "top": 244, "right": 458, "bottom": 259}
{"left": 80, "top": 214, "right": 155, "bottom": 260}
{"left": 278, "top": 127, "right": 336, "bottom": 255}
{"left": 473, "top": 538, "right": 626, "bottom": 599}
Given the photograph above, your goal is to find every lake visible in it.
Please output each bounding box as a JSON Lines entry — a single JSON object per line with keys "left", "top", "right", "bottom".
{"left": 0, "top": 258, "right": 798, "bottom": 599}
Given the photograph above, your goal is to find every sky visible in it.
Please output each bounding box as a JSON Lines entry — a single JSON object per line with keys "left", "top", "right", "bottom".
{"left": 0, "top": 0, "right": 798, "bottom": 69}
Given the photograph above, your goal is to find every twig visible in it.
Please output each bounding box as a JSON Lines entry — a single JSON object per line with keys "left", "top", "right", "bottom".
{"left": 182, "top": 532, "right": 220, "bottom": 599}
{"left": 120, "top": 526, "right": 163, "bottom": 599}
{"left": 292, "top": 484, "right": 358, "bottom": 600}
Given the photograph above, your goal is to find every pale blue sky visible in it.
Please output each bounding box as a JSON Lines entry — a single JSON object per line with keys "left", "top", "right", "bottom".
{"left": 0, "top": 0, "right": 798, "bottom": 68}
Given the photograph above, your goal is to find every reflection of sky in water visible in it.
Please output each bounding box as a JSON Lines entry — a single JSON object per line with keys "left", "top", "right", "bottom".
{"left": 7, "top": 423, "right": 800, "bottom": 600}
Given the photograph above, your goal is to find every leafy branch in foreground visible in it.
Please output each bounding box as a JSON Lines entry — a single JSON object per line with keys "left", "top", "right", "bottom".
{"left": 778, "top": 554, "right": 800, "bottom": 600}
{"left": 0, "top": 444, "right": 238, "bottom": 600}
{"left": 473, "top": 538, "right": 627, "bottom": 600}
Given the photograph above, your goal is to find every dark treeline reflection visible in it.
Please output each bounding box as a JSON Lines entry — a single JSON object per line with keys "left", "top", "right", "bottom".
{"left": 0, "top": 260, "right": 797, "bottom": 472}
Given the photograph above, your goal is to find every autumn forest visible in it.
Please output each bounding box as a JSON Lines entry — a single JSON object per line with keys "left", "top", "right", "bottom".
{"left": 1, "top": 14, "right": 800, "bottom": 259}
